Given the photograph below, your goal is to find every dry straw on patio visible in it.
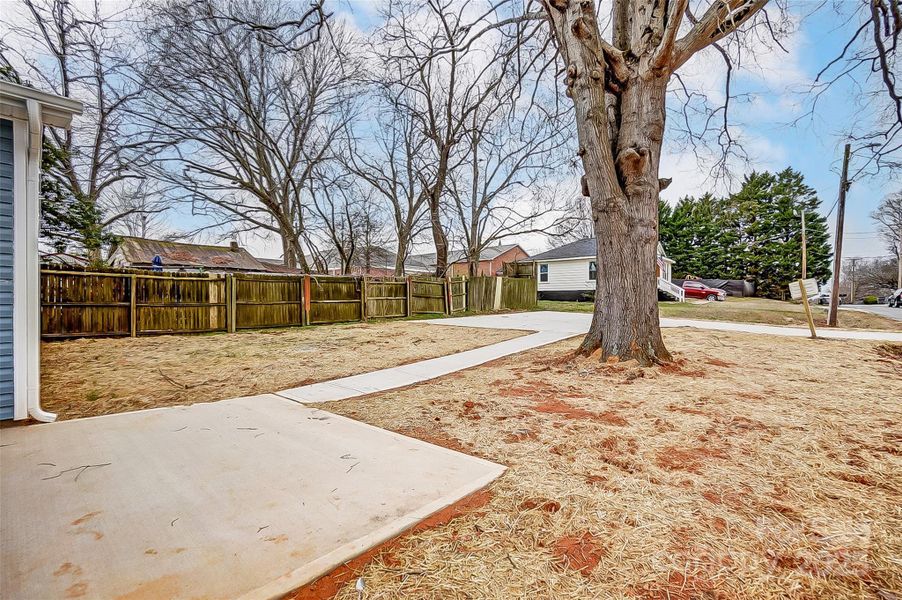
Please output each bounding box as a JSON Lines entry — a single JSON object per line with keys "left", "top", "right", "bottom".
{"left": 310, "top": 329, "right": 901, "bottom": 599}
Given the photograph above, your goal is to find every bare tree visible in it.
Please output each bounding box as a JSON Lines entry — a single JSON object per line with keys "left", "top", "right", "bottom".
{"left": 138, "top": 0, "right": 359, "bottom": 270}
{"left": 376, "top": 0, "right": 526, "bottom": 276}
{"left": 105, "top": 180, "right": 171, "bottom": 239}
{"left": 448, "top": 93, "right": 573, "bottom": 275}
{"left": 872, "top": 190, "right": 902, "bottom": 287}
{"left": 547, "top": 193, "right": 594, "bottom": 247}
{"left": 419, "top": 0, "right": 898, "bottom": 364}
{"left": 344, "top": 88, "right": 431, "bottom": 275}
{"left": 811, "top": 1, "right": 901, "bottom": 177}
{"left": 2, "top": 0, "right": 154, "bottom": 257}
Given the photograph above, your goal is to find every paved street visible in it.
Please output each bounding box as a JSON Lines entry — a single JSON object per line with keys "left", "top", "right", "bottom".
{"left": 843, "top": 304, "right": 902, "bottom": 322}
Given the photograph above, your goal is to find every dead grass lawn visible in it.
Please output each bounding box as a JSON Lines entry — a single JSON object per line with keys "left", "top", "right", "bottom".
{"left": 312, "top": 329, "right": 902, "bottom": 599}
{"left": 540, "top": 297, "right": 902, "bottom": 331}
{"left": 40, "top": 322, "right": 525, "bottom": 420}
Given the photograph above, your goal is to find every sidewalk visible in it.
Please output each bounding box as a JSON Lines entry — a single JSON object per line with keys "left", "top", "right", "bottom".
{"left": 277, "top": 310, "right": 901, "bottom": 405}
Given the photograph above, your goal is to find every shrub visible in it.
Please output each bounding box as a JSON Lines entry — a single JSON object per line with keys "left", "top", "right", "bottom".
{"left": 863, "top": 295, "right": 878, "bottom": 305}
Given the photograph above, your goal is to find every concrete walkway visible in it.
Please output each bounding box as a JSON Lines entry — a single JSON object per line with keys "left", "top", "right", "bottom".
{"left": 1, "top": 394, "right": 505, "bottom": 600}
{"left": 430, "top": 311, "right": 902, "bottom": 342}
{"left": 277, "top": 310, "right": 901, "bottom": 406}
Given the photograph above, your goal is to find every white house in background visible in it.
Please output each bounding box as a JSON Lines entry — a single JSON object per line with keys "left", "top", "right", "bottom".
{"left": 1, "top": 81, "right": 83, "bottom": 422}
{"left": 530, "top": 237, "right": 683, "bottom": 302}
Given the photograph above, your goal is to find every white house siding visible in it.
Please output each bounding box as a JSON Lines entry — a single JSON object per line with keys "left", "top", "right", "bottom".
{"left": 537, "top": 258, "right": 595, "bottom": 292}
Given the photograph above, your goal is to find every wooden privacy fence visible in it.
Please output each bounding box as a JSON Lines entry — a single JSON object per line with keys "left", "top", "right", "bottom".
{"left": 467, "top": 276, "right": 538, "bottom": 312}
{"left": 41, "top": 269, "right": 531, "bottom": 339}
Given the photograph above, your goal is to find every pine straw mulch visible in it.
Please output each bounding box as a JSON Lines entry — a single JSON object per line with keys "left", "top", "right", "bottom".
{"left": 39, "top": 322, "right": 525, "bottom": 420}
{"left": 304, "top": 329, "right": 902, "bottom": 600}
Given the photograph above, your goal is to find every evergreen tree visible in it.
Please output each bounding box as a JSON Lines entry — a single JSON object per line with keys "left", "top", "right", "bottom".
{"left": 659, "top": 168, "right": 831, "bottom": 298}
{"left": 736, "top": 169, "right": 831, "bottom": 298}
{"left": 39, "top": 140, "right": 114, "bottom": 257}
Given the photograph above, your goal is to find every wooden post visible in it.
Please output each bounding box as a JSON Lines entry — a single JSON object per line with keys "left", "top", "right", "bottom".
{"left": 534, "top": 261, "right": 539, "bottom": 304}
{"left": 493, "top": 276, "right": 503, "bottom": 311}
{"left": 405, "top": 275, "right": 412, "bottom": 317}
{"left": 444, "top": 276, "right": 451, "bottom": 315}
{"left": 227, "top": 274, "right": 237, "bottom": 333}
{"left": 799, "top": 279, "right": 818, "bottom": 339}
{"left": 303, "top": 275, "right": 311, "bottom": 326}
{"left": 828, "top": 143, "right": 851, "bottom": 327}
{"left": 361, "top": 276, "right": 368, "bottom": 322}
{"left": 129, "top": 274, "right": 137, "bottom": 337}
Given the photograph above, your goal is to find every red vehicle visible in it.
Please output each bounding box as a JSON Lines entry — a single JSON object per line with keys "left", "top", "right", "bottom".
{"left": 681, "top": 281, "right": 727, "bottom": 301}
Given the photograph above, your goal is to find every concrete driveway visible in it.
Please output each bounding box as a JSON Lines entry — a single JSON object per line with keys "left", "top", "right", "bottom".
{"left": 843, "top": 303, "right": 902, "bottom": 322}
{"left": 1, "top": 394, "right": 504, "bottom": 599}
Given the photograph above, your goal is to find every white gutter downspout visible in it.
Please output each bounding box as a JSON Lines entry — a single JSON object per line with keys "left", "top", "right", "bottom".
{"left": 25, "top": 99, "right": 56, "bottom": 422}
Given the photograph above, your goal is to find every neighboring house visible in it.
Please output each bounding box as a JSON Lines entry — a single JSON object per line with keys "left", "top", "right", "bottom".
{"left": 1, "top": 81, "right": 84, "bottom": 422}
{"left": 109, "top": 237, "right": 272, "bottom": 274}
{"left": 449, "top": 243, "right": 530, "bottom": 277}
{"left": 408, "top": 243, "right": 530, "bottom": 277}
{"left": 40, "top": 251, "right": 91, "bottom": 268}
{"left": 530, "top": 237, "right": 682, "bottom": 302}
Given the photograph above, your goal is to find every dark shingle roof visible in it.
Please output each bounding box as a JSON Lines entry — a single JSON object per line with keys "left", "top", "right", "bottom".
{"left": 530, "top": 239, "right": 669, "bottom": 262}
{"left": 530, "top": 238, "right": 597, "bottom": 261}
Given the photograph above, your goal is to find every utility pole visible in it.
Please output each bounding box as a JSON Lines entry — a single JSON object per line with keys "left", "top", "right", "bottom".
{"left": 827, "top": 143, "right": 851, "bottom": 326}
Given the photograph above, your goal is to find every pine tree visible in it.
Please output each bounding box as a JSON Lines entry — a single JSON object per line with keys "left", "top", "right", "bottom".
{"left": 659, "top": 168, "right": 831, "bottom": 298}
{"left": 730, "top": 169, "right": 831, "bottom": 298}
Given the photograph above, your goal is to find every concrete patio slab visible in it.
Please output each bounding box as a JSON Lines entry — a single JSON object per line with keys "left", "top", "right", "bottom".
{"left": 1, "top": 394, "right": 505, "bottom": 600}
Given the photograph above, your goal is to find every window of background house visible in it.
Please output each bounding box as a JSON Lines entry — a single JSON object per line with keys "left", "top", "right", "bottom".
{"left": 539, "top": 264, "right": 548, "bottom": 282}
{"left": 589, "top": 261, "right": 597, "bottom": 280}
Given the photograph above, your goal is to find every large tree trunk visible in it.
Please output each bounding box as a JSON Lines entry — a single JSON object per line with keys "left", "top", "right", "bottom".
{"left": 395, "top": 236, "right": 408, "bottom": 276}
{"left": 428, "top": 148, "right": 451, "bottom": 277}
{"left": 546, "top": 0, "right": 671, "bottom": 365}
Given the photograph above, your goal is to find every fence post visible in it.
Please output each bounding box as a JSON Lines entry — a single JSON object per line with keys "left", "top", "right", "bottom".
{"left": 493, "top": 276, "right": 503, "bottom": 311}
{"left": 129, "top": 274, "right": 137, "bottom": 337}
{"left": 303, "top": 275, "right": 311, "bottom": 326}
{"left": 405, "top": 275, "right": 412, "bottom": 317}
{"left": 444, "top": 276, "right": 451, "bottom": 315}
{"left": 361, "top": 275, "right": 368, "bottom": 322}
{"left": 227, "top": 274, "right": 237, "bottom": 333}
{"left": 464, "top": 277, "right": 470, "bottom": 312}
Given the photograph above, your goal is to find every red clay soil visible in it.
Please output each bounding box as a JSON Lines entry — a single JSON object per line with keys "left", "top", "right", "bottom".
{"left": 518, "top": 498, "right": 562, "bottom": 513}
{"left": 285, "top": 489, "right": 494, "bottom": 600}
{"left": 532, "top": 398, "right": 629, "bottom": 426}
{"left": 655, "top": 445, "right": 730, "bottom": 473}
{"left": 551, "top": 531, "right": 606, "bottom": 577}
{"left": 704, "top": 358, "right": 735, "bottom": 368}
{"left": 659, "top": 359, "right": 708, "bottom": 378}
{"left": 394, "top": 425, "right": 470, "bottom": 454}
{"left": 633, "top": 571, "right": 723, "bottom": 600}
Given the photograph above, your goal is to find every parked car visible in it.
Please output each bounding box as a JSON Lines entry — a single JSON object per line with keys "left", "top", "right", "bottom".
{"left": 681, "top": 281, "right": 727, "bottom": 301}
{"left": 888, "top": 288, "right": 902, "bottom": 308}
{"left": 807, "top": 290, "right": 831, "bottom": 305}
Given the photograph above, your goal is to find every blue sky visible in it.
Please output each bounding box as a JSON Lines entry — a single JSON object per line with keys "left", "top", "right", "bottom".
{"left": 653, "top": 3, "right": 896, "bottom": 260}
{"left": 13, "top": 0, "right": 891, "bottom": 261}
{"left": 249, "top": 1, "right": 893, "bottom": 261}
